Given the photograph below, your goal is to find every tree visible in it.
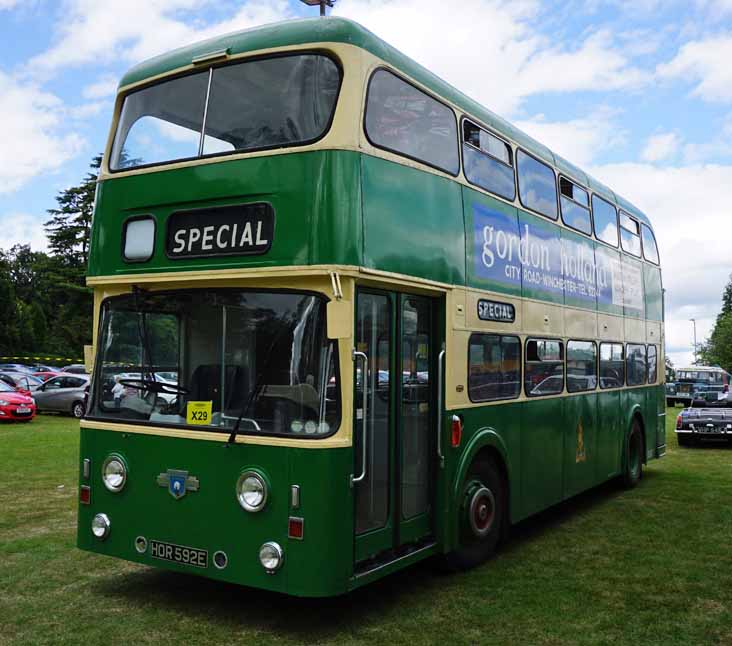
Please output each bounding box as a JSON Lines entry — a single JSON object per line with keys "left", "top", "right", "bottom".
{"left": 699, "top": 274, "right": 732, "bottom": 372}
{"left": 44, "top": 155, "right": 100, "bottom": 267}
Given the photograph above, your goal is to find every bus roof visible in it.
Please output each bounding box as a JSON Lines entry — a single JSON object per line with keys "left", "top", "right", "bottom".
{"left": 119, "top": 16, "right": 652, "bottom": 228}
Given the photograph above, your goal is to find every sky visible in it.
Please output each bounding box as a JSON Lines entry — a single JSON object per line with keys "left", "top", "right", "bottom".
{"left": 1, "top": 0, "right": 731, "bottom": 368}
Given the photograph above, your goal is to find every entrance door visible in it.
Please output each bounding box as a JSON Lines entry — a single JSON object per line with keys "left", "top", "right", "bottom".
{"left": 353, "top": 289, "right": 438, "bottom": 565}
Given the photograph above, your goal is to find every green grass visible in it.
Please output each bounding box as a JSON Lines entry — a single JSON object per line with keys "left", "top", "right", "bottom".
{"left": 2, "top": 410, "right": 732, "bottom": 645}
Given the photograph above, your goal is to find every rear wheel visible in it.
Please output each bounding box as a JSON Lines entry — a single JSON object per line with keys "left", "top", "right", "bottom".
{"left": 623, "top": 420, "right": 643, "bottom": 488}
{"left": 444, "top": 454, "right": 506, "bottom": 571}
{"left": 71, "top": 401, "right": 85, "bottom": 419}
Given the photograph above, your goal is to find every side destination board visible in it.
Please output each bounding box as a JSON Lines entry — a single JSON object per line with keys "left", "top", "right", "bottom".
{"left": 471, "top": 202, "right": 644, "bottom": 314}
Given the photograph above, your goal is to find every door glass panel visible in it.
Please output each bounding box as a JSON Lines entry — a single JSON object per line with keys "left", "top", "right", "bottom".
{"left": 400, "top": 297, "right": 431, "bottom": 520}
{"left": 355, "top": 293, "right": 390, "bottom": 534}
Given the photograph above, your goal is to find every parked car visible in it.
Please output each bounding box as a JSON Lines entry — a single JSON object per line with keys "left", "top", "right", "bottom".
{"left": 32, "top": 374, "right": 90, "bottom": 418}
{"left": 668, "top": 366, "right": 730, "bottom": 407}
{"left": 0, "top": 363, "right": 32, "bottom": 373}
{"left": 0, "top": 372, "right": 43, "bottom": 396}
{"left": 0, "top": 379, "right": 36, "bottom": 422}
{"left": 61, "top": 364, "right": 88, "bottom": 375}
{"left": 675, "top": 407, "right": 732, "bottom": 446}
{"left": 33, "top": 371, "right": 61, "bottom": 382}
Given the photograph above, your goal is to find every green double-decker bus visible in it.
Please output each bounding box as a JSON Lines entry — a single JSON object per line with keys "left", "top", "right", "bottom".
{"left": 78, "top": 17, "right": 666, "bottom": 597}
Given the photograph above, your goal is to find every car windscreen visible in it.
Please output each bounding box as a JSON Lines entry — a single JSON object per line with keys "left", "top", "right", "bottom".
{"left": 90, "top": 289, "right": 340, "bottom": 438}
{"left": 110, "top": 54, "right": 341, "bottom": 170}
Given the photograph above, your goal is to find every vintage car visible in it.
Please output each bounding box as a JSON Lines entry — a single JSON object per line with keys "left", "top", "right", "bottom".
{"left": 675, "top": 407, "right": 732, "bottom": 446}
{"left": 667, "top": 366, "right": 730, "bottom": 407}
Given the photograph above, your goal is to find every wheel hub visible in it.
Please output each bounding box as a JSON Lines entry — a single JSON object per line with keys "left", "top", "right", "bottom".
{"left": 467, "top": 485, "right": 496, "bottom": 538}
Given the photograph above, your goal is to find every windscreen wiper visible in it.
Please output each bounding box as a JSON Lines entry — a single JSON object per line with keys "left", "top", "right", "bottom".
{"left": 228, "top": 320, "right": 289, "bottom": 444}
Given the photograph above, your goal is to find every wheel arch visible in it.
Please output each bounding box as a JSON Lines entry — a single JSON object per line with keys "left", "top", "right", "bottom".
{"left": 623, "top": 403, "right": 647, "bottom": 469}
{"left": 447, "top": 428, "right": 512, "bottom": 552}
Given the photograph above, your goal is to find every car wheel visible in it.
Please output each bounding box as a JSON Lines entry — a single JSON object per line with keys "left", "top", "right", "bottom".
{"left": 443, "top": 454, "right": 506, "bottom": 571}
{"left": 623, "top": 419, "right": 643, "bottom": 488}
{"left": 72, "top": 401, "right": 85, "bottom": 419}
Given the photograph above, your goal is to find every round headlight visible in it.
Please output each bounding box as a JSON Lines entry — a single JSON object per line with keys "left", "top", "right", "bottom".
{"left": 236, "top": 471, "right": 268, "bottom": 512}
{"left": 91, "top": 513, "right": 111, "bottom": 540}
{"left": 259, "top": 541, "right": 283, "bottom": 573}
{"left": 102, "top": 455, "right": 127, "bottom": 492}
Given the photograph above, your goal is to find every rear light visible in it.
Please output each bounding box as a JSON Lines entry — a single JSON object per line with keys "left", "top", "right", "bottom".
{"left": 288, "top": 516, "right": 304, "bottom": 540}
{"left": 451, "top": 415, "right": 463, "bottom": 448}
{"left": 80, "top": 485, "right": 91, "bottom": 505}
{"left": 676, "top": 415, "right": 682, "bottom": 430}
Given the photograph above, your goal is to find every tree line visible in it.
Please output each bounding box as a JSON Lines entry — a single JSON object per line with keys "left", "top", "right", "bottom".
{"left": 0, "top": 156, "right": 99, "bottom": 361}
{"left": 700, "top": 275, "right": 732, "bottom": 372}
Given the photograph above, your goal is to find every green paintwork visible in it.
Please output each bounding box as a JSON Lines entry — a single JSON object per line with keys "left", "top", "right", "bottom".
{"left": 361, "top": 156, "right": 464, "bottom": 285}
{"left": 77, "top": 429, "right": 354, "bottom": 597}
{"left": 89, "top": 150, "right": 362, "bottom": 277}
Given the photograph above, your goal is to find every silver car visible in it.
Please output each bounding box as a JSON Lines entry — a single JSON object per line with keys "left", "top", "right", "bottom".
{"left": 33, "top": 373, "right": 90, "bottom": 418}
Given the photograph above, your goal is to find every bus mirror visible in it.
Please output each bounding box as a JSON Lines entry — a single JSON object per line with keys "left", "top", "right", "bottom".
{"left": 327, "top": 298, "right": 352, "bottom": 339}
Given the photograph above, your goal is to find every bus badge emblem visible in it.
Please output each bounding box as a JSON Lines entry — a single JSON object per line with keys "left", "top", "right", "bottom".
{"left": 157, "top": 469, "right": 200, "bottom": 499}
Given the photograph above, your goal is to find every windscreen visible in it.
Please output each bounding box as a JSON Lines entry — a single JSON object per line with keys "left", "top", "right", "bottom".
{"left": 90, "top": 289, "right": 340, "bottom": 437}
{"left": 110, "top": 54, "right": 341, "bottom": 170}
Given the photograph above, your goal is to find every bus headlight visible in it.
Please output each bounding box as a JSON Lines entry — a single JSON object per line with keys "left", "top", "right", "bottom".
{"left": 236, "top": 471, "right": 268, "bottom": 512}
{"left": 259, "top": 541, "right": 283, "bottom": 573}
{"left": 102, "top": 455, "right": 127, "bottom": 492}
{"left": 92, "top": 513, "right": 111, "bottom": 540}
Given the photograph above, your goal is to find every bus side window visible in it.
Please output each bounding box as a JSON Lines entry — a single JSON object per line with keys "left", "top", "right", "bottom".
{"left": 462, "top": 120, "right": 516, "bottom": 201}
{"left": 626, "top": 344, "right": 647, "bottom": 385}
{"left": 647, "top": 345, "right": 657, "bottom": 384}
{"left": 525, "top": 338, "right": 564, "bottom": 397}
{"left": 592, "top": 194, "right": 618, "bottom": 247}
{"left": 619, "top": 211, "right": 642, "bottom": 257}
{"left": 517, "top": 150, "right": 558, "bottom": 220}
{"left": 641, "top": 223, "right": 660, "bottom": 264}
{"left": 559, "top": 177, "right": 592, "bottom": 236}
{"left": 566, "top": 340, "right": 597, "bottom": 392}
{"left": 599, "top": 342, "right": 624, "bottom": 388}
{"left": 468, "top": 334, "right": 521, "bottom": 402}
{"left": 364, "top": 69, "right": 459, "bottom": 175}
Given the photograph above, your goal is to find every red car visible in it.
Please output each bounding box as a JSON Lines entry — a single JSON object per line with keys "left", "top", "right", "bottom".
{"left": 33, "top": 371, "right": 60, "bottom": 382}
{"left": 0, "top": 380, "right": 36, "bottom": 422}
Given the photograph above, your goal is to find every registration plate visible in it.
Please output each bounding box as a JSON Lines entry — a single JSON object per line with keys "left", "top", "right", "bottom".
{"left": 16, "top": 406, "right": 30, "bottom": 414}
{"left": 149, "top": 540, "right": 208, "bottom": 568}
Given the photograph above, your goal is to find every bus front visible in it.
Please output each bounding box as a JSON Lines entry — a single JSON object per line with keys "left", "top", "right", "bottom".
{"left": 78, "top": 34, "right": 364, "bottom": 597}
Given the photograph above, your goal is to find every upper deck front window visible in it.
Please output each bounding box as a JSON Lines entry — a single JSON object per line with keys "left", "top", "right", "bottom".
{"left": 110, "top": 53, "right": 342, "bottom": 171}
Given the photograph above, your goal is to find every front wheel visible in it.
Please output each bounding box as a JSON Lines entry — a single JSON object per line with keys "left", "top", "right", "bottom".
{"left": 623, "top": 420, "right": 644, "bottom": 488}
{"left": 72, "top": 401, "right": 85, "bottom": 419}
{"left": 443, "top": 454, "right": 506, "bottom": 571}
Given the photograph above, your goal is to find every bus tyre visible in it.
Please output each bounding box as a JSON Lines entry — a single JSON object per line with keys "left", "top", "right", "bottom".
{"left": 623, "top": 421, "right": 643, "bottom": 488}
{"left": 445, "top": 455, "right": 505, "bottom": 571}
{"left": 72, "top": 401, "right": 85, "bottom": 419}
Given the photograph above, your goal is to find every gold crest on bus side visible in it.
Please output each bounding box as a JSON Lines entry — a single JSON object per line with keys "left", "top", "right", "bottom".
{"left": 576, "top": 419, "right": 586, "bottom": 463}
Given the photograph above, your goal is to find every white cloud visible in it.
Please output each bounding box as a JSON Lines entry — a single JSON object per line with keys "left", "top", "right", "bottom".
{"left": 0, "top": 70, "right": 85, "bottom": 194}
{"left": 640, "top": 132, "right": 679, "bottom": 162}
{"left": 335, "top": 0, "right": 648, "bottom": 115}
{"left": 515, "top": 108, "right": 625, "bottom": 167}
{"left": 0, "top": 0, "right": 21, "bottom": 9}
{"left": 30, "top": 0, "right": 292, "bottom": 75}
{"left": 590, "top": 161, "right": 732, "bottom": 366}
{"left": 657, "top": 35, "right": 732, "bottom": 102}
{"left": 82, "top": 75, "right": 118, "bottom": 100}
{"left": 0, "top": 212, "right": 49, "bottom": 251}
{"left": 683, "top": 113, "right": 732, "bottom": 162}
